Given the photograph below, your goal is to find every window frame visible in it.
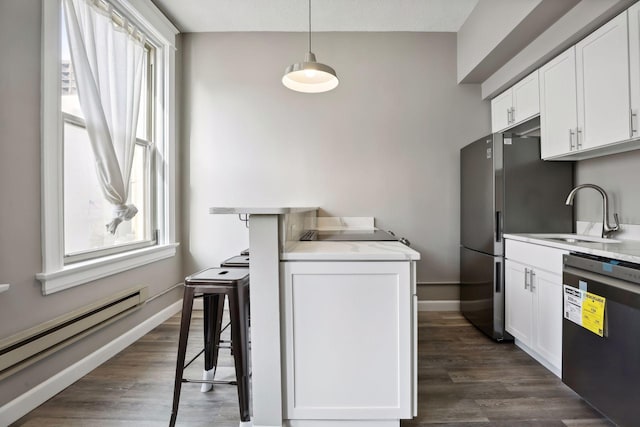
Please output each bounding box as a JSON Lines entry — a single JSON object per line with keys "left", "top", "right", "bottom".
{"left": 38, "top": 0, "right": 179, "bottom": 295}
{"left": 61, "top": 41, "right": 155, "bottom": 263}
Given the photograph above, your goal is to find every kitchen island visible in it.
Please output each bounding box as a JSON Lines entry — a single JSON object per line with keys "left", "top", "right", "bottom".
{"left": 210, "top": 207, "right": 420, "bottom": 427}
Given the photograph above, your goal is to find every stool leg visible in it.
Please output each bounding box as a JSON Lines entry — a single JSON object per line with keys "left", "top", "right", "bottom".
{"left": 212, "top": 294, "right": 225, "bottom": 366}
{"left": 229, "top": 287, "right": 251, "bottom": 422}
{"left": 170, "top": 286, "right": 194, "bottom": 427}
{"left": 201, "top": 294, "right": 224, "bottom": 392}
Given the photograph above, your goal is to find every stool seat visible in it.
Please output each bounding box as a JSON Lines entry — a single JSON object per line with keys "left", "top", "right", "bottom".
{"left": 221, "top": 255, "right": 250, "bottom": 268}
{"left": 187, "top": 266, "right": 249, "bottom": 283}
{"left": 170, "top": 267, "right": 251, "bottom": 426}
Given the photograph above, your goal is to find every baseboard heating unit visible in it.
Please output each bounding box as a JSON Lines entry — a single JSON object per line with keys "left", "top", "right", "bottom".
{"left": 0, "top": 286, "right": 148, "bottom": 380}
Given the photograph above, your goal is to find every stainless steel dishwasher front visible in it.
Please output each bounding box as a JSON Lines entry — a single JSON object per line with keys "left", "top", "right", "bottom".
{"left": 562, "top": 253, "right": 640, "bottom": 427}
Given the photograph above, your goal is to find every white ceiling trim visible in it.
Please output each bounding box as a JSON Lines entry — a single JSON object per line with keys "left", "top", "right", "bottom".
{"left": 151, "top": 0, "right": 479, "bottom": 33}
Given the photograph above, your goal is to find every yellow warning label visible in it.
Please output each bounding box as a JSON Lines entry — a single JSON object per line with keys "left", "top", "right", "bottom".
{"left": 582, "top": 292, "right": 606, "bottom": 337}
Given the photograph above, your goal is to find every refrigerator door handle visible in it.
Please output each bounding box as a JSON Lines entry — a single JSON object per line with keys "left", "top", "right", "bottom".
{"left": 495, "top": 261, "right": 502, "bottom": 293}
{"left": 495, "top": 211, "right": 501, "bottom": 242}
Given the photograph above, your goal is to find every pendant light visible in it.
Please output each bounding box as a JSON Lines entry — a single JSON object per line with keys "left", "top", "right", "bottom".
{"left": 282, "top": 0, "right": 339, "bottom": 93}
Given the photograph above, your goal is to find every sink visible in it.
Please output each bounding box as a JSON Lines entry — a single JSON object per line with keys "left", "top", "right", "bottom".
{"left": 534, "top": 234, "right": 621, "bottom": 244}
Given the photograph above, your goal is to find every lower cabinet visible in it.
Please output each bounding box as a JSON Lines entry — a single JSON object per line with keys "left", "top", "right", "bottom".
{"left": 281, "top": 260, "right": 415, "bottom": 420}
{"left": 505, "top": 240, "right": 567, "bottom": 376}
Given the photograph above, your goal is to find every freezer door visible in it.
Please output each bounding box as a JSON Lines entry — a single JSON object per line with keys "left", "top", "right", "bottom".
{"left": 460, "top": 246, "right": 508, "bottom": 341}
{"left": 460, "top": 135, "right": 501, "bottom": 255}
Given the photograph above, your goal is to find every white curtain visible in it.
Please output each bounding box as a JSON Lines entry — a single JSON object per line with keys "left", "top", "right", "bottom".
{"left": 63, "top": 0, "right": 145, "bottom": 234}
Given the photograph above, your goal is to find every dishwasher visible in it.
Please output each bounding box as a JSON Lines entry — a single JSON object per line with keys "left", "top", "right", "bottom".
{"left": 562, "top": 253, "right": 640, "bottom": 427}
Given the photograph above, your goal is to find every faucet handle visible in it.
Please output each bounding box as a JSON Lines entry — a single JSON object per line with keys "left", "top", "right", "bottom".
{"left": 613, "top": 213, "right": 620, "bottom": 230}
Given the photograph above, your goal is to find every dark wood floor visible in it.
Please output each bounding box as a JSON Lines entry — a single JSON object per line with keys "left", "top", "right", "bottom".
{"left": 13, "top": 311, "right": 612, "bottom": 426}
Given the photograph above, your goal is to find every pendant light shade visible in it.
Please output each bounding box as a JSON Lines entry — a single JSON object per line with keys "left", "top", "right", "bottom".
{"left": 282, "top": 0, "right": 338, "bottom": 93}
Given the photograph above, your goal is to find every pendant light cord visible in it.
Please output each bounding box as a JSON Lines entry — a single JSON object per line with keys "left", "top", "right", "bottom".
{"left": 308, "top": 0, "right": 312, "bottom": 53}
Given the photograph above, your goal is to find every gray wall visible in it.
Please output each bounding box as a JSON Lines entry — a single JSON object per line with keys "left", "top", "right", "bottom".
{"left": 181, "top": 31, "right": 490, "bottom": 284}
{"left": 457, "top": 0, "right": 541, "bottom": 83}
{"left": 0, "top": 0, "right": 183, "bottom": 405}
{"left": 575, "top": 150, "right": 640, "bottom": 224}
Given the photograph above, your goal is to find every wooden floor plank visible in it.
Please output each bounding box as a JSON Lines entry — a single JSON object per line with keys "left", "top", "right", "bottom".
{"left": 12, "top": 311, "right": 612, "bottom": 426}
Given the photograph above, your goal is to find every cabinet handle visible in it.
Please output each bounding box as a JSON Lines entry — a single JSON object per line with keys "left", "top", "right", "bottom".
{"left": 524, "top": 268, "right": 530, "bottom": 290}
{"left": 576, "top": 128, "right": 583, "bottom": 149}
{"left": 569, "top": 129, "right": 575, "bottom": 150}
{"left": 631, "top": 110, "right": 638, "bottom": 137}
{"left": 530, "top": 270, "right": 536, "bottom": 292}
{"left": 510, "top": 107, "right": 515, "bottom": 124}
{"left": 507, "top": 108, "right": 512, "bottom": 124}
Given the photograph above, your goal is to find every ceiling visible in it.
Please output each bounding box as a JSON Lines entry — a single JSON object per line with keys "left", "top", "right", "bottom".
{"left": 150, "top": 0, "right": 480, "bottom": 33}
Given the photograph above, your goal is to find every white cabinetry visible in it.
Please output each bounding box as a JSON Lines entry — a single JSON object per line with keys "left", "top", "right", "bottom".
{"left": 628, "top": 1, "right": 640, "bottom": 136}
{"left": 576, "top": 12, "right": 631, "bottom": 150}
{"left": 540, "top": 12, "right": 634, "bottom": 160}
{"left": 491, "top": 70, "right": 540, "bottom": 132}
{"left": 281, "top": 260, "right": 415, "bottom": 420}
{"left": 505, "top": 239, "right": 568, "bottom": 376}
{"left": 539, "top": 47, "right": 578, "bottom": 159}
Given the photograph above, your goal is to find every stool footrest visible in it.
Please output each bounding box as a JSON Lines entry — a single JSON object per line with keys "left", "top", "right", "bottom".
{"left": 181, "top": 378, "right": 237, "bottom": 386}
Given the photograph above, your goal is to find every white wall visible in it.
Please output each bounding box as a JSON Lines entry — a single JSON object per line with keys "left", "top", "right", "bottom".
{"left": 181, "top": 32, "right": 490, "bottom": 283}
{"left": 0, "top": 0, "right": 183, "bottom": 406}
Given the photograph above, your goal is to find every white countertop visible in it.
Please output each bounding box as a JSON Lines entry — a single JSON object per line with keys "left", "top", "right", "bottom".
{"left": 504, "top": 233, "right": 640, "bottom": 264}
{"left": 209, "top": 207, "right": 318, "bottom": 215}
{"left": 281, "top": 240, "right": 421, "bottom": 261}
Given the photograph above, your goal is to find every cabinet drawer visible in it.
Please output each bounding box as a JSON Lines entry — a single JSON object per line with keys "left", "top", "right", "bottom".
{"left": 505, "top": 239, "right": 568, "bottom": 275}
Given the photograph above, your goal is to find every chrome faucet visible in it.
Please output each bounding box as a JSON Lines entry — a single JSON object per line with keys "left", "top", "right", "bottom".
{"left": 565, "top": 184, "right": 620, "bottom": 238}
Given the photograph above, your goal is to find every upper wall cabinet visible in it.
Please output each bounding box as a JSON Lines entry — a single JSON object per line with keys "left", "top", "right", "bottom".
{"left": 491, "top": 71, "right": 540, "bottom": 133}
{"left": 539, "top": 47, "right": 578, "bottom": 159}
{"left": 576, "top": 12, "right": 630, "bottom": 150}
{"left": 540, "top": 12, "right": 639, "bottom": 160}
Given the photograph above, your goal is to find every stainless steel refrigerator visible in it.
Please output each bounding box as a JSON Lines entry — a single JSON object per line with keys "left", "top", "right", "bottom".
{"left": 460, "top": 119, "right": 573, "bottom": 340}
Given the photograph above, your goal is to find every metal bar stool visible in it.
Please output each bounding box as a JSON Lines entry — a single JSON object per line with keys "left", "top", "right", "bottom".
{"left": 202, "top": 254, "right": 251, "bottom": 382}
{"left": 200, "top": 255, "right": 251, "bottom": 393}
{"left": 170, "top": 267, "right": 251, "bottom": 426}
{"left": 221, "top": 255, "right": 250, "bottom": 268}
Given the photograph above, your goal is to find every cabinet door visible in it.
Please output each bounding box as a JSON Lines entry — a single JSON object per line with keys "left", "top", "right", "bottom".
{"left": 512, "top": 70, "right": 540, "bottom": 124}
{"left": 281, "top": 261, "right": 412, "bottom": 419}
{"left": 539, "top": 47, "right": 578, "bottom": 159}
{"left": 628, "top": 3, "right": 640, "bottom": 138}
{"left": 504, "top": 259, "right": 532, "bottom": 346}
{"left": 531, "top": 269, "right": 563, "bottom": 372}
{"left": 576, "top": 12, "right": 631, "bottom": 150}
{"left": 491, "top": 89, "right": 513, "bottom": 132}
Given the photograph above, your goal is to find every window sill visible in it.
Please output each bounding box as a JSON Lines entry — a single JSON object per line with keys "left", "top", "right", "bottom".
{"left": 36, "top": 243, "right": 180, "bottom": 295}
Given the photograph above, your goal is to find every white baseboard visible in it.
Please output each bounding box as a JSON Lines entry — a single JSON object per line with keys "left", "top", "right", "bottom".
{"left": 0, "top": 300, "right": 182, "bottom": 426}
{"left": 418, "top": 300, "right": 460, "bottom": 312}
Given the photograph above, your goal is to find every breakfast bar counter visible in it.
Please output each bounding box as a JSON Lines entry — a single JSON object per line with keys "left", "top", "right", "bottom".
{"left": 210, "top": 207, "right": 420, "bottom": 427}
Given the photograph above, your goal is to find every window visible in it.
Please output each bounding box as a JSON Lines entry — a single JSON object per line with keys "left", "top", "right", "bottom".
{"left": 39, "top": 0, "right": 179, "bottom": 295}
{"left": 61, "top": 15, "right": 154, "bottom": 262}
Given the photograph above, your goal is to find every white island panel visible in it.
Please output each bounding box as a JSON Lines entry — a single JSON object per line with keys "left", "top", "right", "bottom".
{"left": 282, "top": 261, "right": 412, "bottom": 420}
